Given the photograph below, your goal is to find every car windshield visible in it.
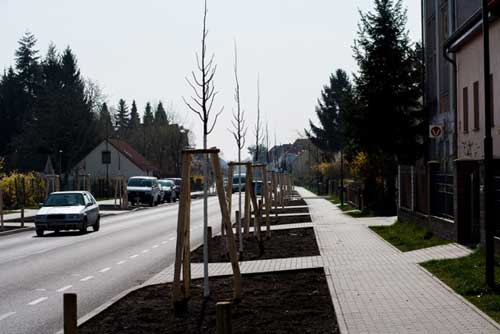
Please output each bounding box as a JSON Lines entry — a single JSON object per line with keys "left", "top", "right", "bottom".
{"left": 159, "top": 180, "right": 173, "bottom": 187}
{"left": 128, "top": 178, "right": 153, "bottom": 187}
{"left": 233, "top": 175, "right": 245, "bottom": 183}
{"left": 45, "top": 193, "right": 85, "bottom": 207}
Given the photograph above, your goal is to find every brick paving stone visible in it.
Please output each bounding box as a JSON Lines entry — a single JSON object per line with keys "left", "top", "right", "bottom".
{"left": 297, "top": 187, "right": 500, "bottom": 334}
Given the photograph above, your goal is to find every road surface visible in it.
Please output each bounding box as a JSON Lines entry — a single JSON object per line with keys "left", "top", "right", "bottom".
{"left": 0, "top": 195, "right": 238, "bottom": 334}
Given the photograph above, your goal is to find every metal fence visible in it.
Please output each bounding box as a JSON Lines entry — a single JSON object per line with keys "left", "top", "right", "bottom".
{"left": 430, "top": 173, "right": 454, "bottom": 219}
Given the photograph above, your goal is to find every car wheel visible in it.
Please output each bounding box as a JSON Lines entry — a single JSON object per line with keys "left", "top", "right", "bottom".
{"left": 167, "top": 196, "right": 172, "bottom": 203}
{"left": 36, "top": 228, "right": 44, "bottom": 237}
{"left": 93, "top": 217, "right": 100, "bottom": 232}
{"left": 80, "top": 219, "right": 88, "bottom": 234}
{"left": 149, "top": 198, "right": 154, "bottom": 207}
{"left": 54, "top": 228, "right": 60, "bottom": 234}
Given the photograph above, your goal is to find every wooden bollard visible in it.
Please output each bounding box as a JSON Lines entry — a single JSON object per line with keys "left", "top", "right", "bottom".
{"left": 63, "top": 293, "right": 77, "bottom": 334}
{"left": 235, "top": 210, "right": 243, "bottom": 252}
{"left": 216, "top": 301, "right": 232, "bottom": 334}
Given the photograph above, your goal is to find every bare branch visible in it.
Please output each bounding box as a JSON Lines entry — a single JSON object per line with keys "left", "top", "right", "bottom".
{"left": 207, "top": 108, "right": 223, "bottom": 135}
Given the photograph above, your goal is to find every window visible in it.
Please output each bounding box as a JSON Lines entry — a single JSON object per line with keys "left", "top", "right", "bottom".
{"left": 474, "top": 81, "right": 480, "bottom": 131}
{"left": 102, "top": 151, "right": 111, "bottom": 164}
{"left": 463, "top": 86, "right": 469, "bottom": 133}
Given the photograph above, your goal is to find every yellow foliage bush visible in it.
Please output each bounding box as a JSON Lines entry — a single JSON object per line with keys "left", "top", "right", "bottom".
{"left": 0, "top": 172, "right": 47, "bottom": 209}
{"left": 350, "top": 152, "right": 370, "bottom": 178}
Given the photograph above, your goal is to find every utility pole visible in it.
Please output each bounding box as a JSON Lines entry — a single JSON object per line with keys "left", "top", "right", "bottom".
{"left": 482, "top": 0, "right": 495, "bottom": 288}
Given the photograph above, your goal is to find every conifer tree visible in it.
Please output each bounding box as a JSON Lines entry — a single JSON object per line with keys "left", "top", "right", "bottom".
{"left": 143, "top": 102, "right": 154, "bottom": 126}
{"left": 114, "top": 99, "right": 130, "bottom": 138}
{"left": 130, "top": 100, "right": 140, "bottom": 129}
{"left": 154, "top": 101, "right": 168, "bottom": 125}
{"left": 353, "top": 0, "right": 422, "bottom": 213}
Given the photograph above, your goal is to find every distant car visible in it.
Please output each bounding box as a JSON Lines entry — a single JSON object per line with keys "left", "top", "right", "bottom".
{"left": 253, "top": 180, "right": 263, "bottom": 196}
{"left": 167, "top": 178, "right": 182, "bottom": 198}
{"left": 34, "top": 191, "right": 100, "bottom": 237}
{"left": 127, "top": 176, "right": 161, "bottom": 207}
{"left": 232, "top": 174, "right": 246, "bottom": 193}
{"left": 159, "top": 179, "right": 177, "bottom": 203}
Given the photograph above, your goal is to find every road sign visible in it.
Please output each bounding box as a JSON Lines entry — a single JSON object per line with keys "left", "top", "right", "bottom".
{"left": 429, "top": 125, "right": 443, "bottom": 139}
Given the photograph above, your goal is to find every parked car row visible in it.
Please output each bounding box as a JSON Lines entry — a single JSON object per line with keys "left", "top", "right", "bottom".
{"left": 34, "top": 176, "right": 184, "bottom": 237}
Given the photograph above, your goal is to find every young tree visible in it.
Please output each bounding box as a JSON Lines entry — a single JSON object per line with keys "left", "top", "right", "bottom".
{"left": 353, "top": 0, "right": 423, "bottom": 213}
{"left": 253, "top": 76, "right": 264, "bottom": 163}
{"left": 183, "top": 0, "right": 223, "bottom": 298}
{"left": 229, "top": 40, "right": 247, "bottom": 251}
{"left": 98, "top": 102, "right": 113, "bottom": 140}
{"left": 114, "top": 99, "right": 130, "bottom": 138}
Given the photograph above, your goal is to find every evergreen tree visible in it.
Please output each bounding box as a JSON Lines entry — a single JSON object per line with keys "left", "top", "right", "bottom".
{"left": 0, "top": 68, "right": 24, "bottom": 155}
{"left": 154, "top": 101, "right": 168, "bottom": 125}
{"left": 129, "top": 100, "right": 140, "bottom": 129}
{"left": 143, "top": 102, "right": 154, "bottom": 126}
{"left": 98, "top": 102, "right": 113, "bottom": 140}
{"left": 353, "top": 0, "right": 423, "bottom": 213}
{"left": 306, "top": 69, "right": 355, "bottom": 159}
{"left": 114, "top": 99, "right": 130, "bottom": 137}
{"left": 15, "top": 32, "right": 40, "bottom": 96}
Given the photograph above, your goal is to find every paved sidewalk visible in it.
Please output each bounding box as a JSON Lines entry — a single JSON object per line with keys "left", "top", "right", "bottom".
{"left": 298, "top": 187, "right": 500, "bottom": 334}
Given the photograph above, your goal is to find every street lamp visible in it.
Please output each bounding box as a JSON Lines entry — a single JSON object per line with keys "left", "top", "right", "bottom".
{"left": 482, "top": 0, "right": 495, "bottom": 288}
{"left": 59, "top": 150, "right": 63, "bottom": 175}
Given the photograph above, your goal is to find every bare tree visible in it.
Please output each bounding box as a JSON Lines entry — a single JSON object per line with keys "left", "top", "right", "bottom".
{"left": 229, "top": 40, "right": 247, "bottom": 252}
{"left": 182, "top": 0, "right": 223, "bottom": 298}
{"left": 254, "top": 76, "right": 264, "bottom": 163}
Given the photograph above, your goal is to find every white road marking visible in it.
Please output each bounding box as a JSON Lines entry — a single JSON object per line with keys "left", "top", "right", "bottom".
{"left": 141, "top": 249, "right": 149, "bottom": 254}
{"left": 57, "top": 285, "right": 73, "bottom": 292}
{"left": 117, "top": 260, "right": 126, "bottom": 265}
{"left": 129, "top": 254, "right": 139, "bottom": 259}
{"left": 0, "top": 312, "right": 16, "bottom": 321}
{"left": 80, "top": 276, "right": 94, "bottom": 282}
{"left": 161, "top": 241, "right": 167, "bottom": 244}
{"left": 28, "top": 297, "right": 48, "bottom": 305}
{"left": 152, "top": 245, "right": 159, "bottom": 248}
{"left": 35, "top": 288, "right": 46, "bottom": 292}
{"left": 169, "top": 237, "right": 175, "bottom": 241}
{"left": 99, "top": 267, "right": 111, "bottom": 273}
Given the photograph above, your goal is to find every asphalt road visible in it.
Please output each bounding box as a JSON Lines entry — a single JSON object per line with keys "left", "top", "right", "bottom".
{"left": 0, "top": 194, "right": 239, "bottom": 334}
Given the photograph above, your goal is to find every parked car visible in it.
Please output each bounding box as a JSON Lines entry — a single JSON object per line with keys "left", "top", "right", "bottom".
{"left": 232, "top": 174, "right": 246, "bottom": 193}
{"left": 167, "top": 178, "right": 182, "bottom": 198}
{"left": 159, "top": 179, "right": 177, "bottom": 203}
{"left": 253, "top": 180, "right": 263, "bottom": 196}
{"left": 127, "top": 176, "right": 161, "bottom": 206}
{"left": 34, "top": 191, "right": 100, "bottom": 237}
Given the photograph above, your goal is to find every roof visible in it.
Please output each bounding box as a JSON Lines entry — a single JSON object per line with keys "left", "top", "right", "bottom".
{"left": 108, "top": 139, "right": 159, "bottom": 173}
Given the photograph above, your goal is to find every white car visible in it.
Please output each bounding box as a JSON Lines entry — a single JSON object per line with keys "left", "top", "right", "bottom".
{"left": 34, "top": 191, "right": 100, "bottom": 237}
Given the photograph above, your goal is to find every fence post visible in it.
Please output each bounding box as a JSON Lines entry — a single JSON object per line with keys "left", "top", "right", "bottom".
{"left": 63, "top": 293, "right": 77, "bottom": 334}
{"left": 411, "top": 166, "right": 416, "bottom": 212}
{"left": 216, "top": 301, "right": 232, "bottom": 334}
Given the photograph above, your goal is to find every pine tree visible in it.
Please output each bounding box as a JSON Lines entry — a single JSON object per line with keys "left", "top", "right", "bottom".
{"left": 130, "top": 100, "right": 140, "bottom": 129}
{"left": 353, "top": 0, "right": 423, "bottom": 213}
{"left": 154, "top": 101, "right": 168, "bottom": 125}
{"left": 114, "top": 99, "right": 130, "bottom": 137}
{"left": 98, "top": 103, "right": 113, "bottom": 140}
{"left": 306, "top": 69, "right": 355, "bottom": 158}
{"left": 0, "top": 68, "right": 24, "bottom": 155}
{"left": 15, "top": 32, "right": 40, "bottom": 95}
{"left": 143, "top": 102, "right": 154, "bottom": 126}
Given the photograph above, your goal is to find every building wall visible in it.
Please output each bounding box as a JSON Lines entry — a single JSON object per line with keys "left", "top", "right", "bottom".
{"left": 73, "top": 141, "right": 149, "bottom": 180}
{"left": 456, "top": 20, "right": 500, "bottom": 160}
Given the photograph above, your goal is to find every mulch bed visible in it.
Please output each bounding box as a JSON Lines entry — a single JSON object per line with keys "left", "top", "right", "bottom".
{"left": 284, "top": 199, "right": 307, "bottom": 206}
{"left": 190, "top": 228, "right": 319, "bottom": 262}
{"left": 236, "top": 214, "right": 312, "bottom": 227}
{"left": 79, "top": 269, "right": 339, "bottom": 334}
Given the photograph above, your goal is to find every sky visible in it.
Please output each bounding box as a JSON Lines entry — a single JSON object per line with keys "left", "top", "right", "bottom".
{"left": 0, "top": 0, "right": 422, "bottom": 161}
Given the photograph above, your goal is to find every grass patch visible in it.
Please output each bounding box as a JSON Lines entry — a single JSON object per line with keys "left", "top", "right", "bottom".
{"left": 422, "top": 249, "right": 500, "bottom": 323}
{"left": 369, "top": 220, "right": 451, "bottom": 252}
{"left": 345, "top": 209, "right": 375, "bottom": 218}
{"left": 2, "top": 210, "right": 18, "bottom": 215}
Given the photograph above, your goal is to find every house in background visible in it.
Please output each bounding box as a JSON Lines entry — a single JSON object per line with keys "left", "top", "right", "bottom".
{"left": 72, "top": 139, "right": 159, "bottom": 192}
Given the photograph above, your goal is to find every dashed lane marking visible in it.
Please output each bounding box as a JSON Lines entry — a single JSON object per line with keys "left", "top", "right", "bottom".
{"left": 161, "top": 241, "right": 167, "bottom": 244}
{"left": 80, "top": 276, "right": 94, "bottom": 282}
{"left": 129, "top": 254, "right": 139, "bottom": 259}
{"left": 152, "top": 245, "right": 159, "bottom": 248}
{"left": 99, "top": 267, "right": 111, "bottom": 273}
{"left": 141, "top": 249, "right": 149, "bottom": 254}
{"left": 57, "top": 285, "right": 72, "bottom": 292}
{"left": 28, "top": 297, "right": 48, "bottom": 306}
{"left": 117, "top": 260, "right": 126, "bottom": 265}
{"left": 0, "top": 312, "right": 16, "bottom": 321}
{"left": 169, "top": 237, "right": 175, "bottom": 241}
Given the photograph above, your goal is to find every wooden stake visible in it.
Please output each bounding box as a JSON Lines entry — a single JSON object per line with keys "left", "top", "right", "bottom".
{"left": 173, "top": 153, "right": 193, "bottom": 305}
{"left": 216, "top": 301, "right": 233, "bottom": 334}
{"left": 0, "top": 187, "right": 4, "bottom": 232}
{"left": 210, "top": 152, "right": 242, "bottom": 300}
{"left": 262, "top": 168, "right": 271, "bottom": 239}
{"left": 244, "top": 173, "right": 251, "bottom": 238}
{"left": 21, "top": 176, "right": 25, "bottom": 228}
{"left": 63, "top": 293, "right": 77, "bottom": 334}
